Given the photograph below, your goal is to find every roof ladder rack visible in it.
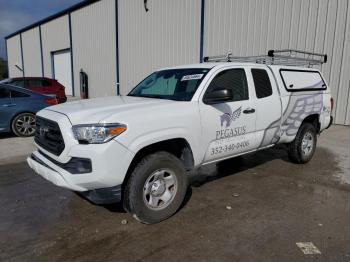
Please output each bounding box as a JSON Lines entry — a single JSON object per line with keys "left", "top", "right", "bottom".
{"left": 203, "top": 49, "right": 327, "bottom": 67}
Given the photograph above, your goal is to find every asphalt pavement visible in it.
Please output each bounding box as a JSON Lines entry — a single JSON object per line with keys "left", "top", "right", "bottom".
{"left": 0, "top": 125, "right": 349, "bottom": 262}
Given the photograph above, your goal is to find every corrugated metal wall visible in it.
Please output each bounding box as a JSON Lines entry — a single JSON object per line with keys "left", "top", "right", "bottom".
{"left": 71, "top": 0, "right": 117, "bottom": 98}
{"left": 118, "top": 0, "right": 201, "bottom": 95}
{"left": 204, "top": 0, "right": 350, "bottom": 125}
{"left": 21, "top": 28, "right": 42, "bottom": 77}
{"left": 5, "top": 0, "right": 350, "bottom": 125}
{"left": 41, "top": 15, "right": 70, "bottom": 78}
{"left": 6, "top": 35, "right": 23, "bottom": 77}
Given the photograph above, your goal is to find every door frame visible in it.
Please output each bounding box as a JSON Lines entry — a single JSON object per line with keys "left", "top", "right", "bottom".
{"left": 51, "top": 48, "right": 74, "bottom": 96}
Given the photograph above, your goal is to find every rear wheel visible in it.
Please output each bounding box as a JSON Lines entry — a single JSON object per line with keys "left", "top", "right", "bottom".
{"left": 123, "top": 151, "right": 188, "bottom": 224}
{"left": 288, "top": 123, "right": 317, "bottom": 164}
{"left": 11, "top": 113, "right": 36, "bottom": 137}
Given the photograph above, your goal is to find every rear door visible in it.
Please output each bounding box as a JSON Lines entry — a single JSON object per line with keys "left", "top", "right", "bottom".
{"left": 249, "top": 67, "right": 282, "bottom": 148}
{"left": 199, "top": 67, "right": 258, "bottom": 163}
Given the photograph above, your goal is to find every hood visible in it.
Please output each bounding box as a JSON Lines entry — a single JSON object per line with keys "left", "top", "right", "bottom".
{"left": 46, "top": 96, "right": 174, "bottom": 124}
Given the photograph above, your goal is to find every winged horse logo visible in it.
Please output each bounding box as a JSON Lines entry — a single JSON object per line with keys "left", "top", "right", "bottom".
{"left": 220, "top": 106, "right": 242, "bottom": 128}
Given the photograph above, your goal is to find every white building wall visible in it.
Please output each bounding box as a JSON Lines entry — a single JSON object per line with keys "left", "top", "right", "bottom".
{"left": 6, "top": 35, "right": 23, "bottom": 77}
{"left": 22, "top": 27, "right": 42, "bottom": 77}
{"left": 204, "top": 0, "right": 350, "bottom": 125}
{"left": 5, "top": 0, "right": 350, "bottom": 125}
{"left": 41, "top": 15, "right": 70, "bottom": 78}
{"left": 118, "top": 0, "right": 202, "bottom": 95}
{"left": 71, "top": 0, "right": 117, "bottom": 98}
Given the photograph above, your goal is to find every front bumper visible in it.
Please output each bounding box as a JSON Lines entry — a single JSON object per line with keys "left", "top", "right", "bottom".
{"left": 28, "top": 109, "right": 135, "bottom": 194}
{"left": 27, "top": 153, "right": 85, "bottom": 191}
{"left": 78, "top": 185, "right": 122, "bottom": 204}
{"left": 28, "top": 153, "right": 122, "bottom": 204}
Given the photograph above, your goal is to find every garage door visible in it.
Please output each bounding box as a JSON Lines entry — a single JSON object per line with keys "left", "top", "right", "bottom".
{"left": 53, "top": 50, "right": 73, "bottom": 96}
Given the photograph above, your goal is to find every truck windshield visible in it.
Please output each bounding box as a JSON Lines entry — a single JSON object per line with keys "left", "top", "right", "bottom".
{"left": 128, "top": 68, "right": 210, "bottom": 101}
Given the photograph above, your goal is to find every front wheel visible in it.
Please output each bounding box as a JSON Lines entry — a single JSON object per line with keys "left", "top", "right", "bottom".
{"left": 123, "top": 152, "right": 188, "bottom": 224}
{"left": 288, "top": 123, "right": 317, "bottom": 164}
{"left": 11, "top": 113, "right": 36, "bottom": 137}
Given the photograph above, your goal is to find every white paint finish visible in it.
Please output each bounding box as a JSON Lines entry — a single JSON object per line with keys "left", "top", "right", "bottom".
{"left": 118, "top": 0, "right": 201, "bottom": 95}
{"left": 267, "top": 0, "right": 278, "bottom": 50}
{"left": 281, "top": 0, "right": 293, "bottom": 48}
{"left": 280, "top": 71, "right": 325, "bottom": 90}
{"left": 204, "top": 0, "right": 350, "bottom": 125}
{"left": 336, "top": 0, "right": 350, "bottom": 124}
{"left": 22, "top": 27, "right": 42, "bottom": 77}
{"left": 289, "top": 0, "right": 302, "bottom": 48}
{"left": 198, "top": 67, "right": 258, "bottom": 162}
{"left": 343, "top": 3, "right": 350, "bottom": 125}
{"left": 30, "top": 62, "right": 332, "bottom": 194}
{"left": 321, "top": 0, "right": 338, "bottom": 82}
{"left": 274, "top": 0, "right": 285, "bottom": 49}
{"left": 297, "top": 0, "right": 310, "bottom": 50}
{"left": 328, "top": 0, "right": 348, "bottom": 123}
{"left": 41, "top": 15, "right": 70, "bottom": 78}
{"left": 6, "top": 35, "right": 23, "bottom": 77}
{"left": 305, "top": 0, "right": 318, "bottom": 51}
{"left": 6, "top": 0, "right": 350, "bottom": 125}
{"left": 53, "top": 50, "right": 73, "bottom": 95}
{"left": 71, "top": 0, "right": 117, "bottom": 98}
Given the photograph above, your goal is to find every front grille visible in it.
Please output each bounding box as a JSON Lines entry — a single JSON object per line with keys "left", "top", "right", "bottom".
{"left": 35, "top": 116, "right": 65, "bottom": 156}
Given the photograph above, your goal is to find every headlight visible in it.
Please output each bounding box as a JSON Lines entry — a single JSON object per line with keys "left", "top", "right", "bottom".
{"left": 72, "top": 124, "right": 127, "bottom": 144}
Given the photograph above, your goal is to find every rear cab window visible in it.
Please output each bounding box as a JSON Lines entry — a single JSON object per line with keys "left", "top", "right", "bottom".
{"left": 251, "top": 69, "right": 273, "bottom": 98}
{"left": 280, "top": 69, "right": 326, "bottom": 92}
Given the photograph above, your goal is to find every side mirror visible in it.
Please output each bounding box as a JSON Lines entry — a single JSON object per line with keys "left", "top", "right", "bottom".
{"left": 203, "top": 86, "right": 233, "bottom": 104}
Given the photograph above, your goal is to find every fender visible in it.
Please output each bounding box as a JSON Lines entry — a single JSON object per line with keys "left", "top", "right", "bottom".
{"left": 120, "top": 127, "right": 201, "bottom": 166}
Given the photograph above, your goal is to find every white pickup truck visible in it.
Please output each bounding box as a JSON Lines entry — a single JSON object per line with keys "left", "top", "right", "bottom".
{"left": 28, "top": 50, "right": 333, "bottom": 224}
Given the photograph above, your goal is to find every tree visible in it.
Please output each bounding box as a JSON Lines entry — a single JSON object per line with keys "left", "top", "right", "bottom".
{"left": 0, "top": 57, "right": 9, "bottom": 80}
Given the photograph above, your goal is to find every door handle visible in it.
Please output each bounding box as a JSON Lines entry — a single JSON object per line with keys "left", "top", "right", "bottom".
{"left": 2, "top": 104, "right": 16, "bottom": 107}
{"left": 243, "top": 108, "right": 255, "bottom": 114}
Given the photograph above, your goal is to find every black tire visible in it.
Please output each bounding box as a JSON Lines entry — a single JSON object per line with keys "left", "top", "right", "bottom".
{"left": 288, "top": 123, "right": 317, "bottom": 164}
{"left": 123, "top": 151, "right": 188, "bottom": 224}
{"left": 11, "top": 113, "right": 36, "bottom": 137}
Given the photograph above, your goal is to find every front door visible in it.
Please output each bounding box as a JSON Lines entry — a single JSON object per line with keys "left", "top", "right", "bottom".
{"left": 199, "top": 67, "right": 258, "bottom": 163}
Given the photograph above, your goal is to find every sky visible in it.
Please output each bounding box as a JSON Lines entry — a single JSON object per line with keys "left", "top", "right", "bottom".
{"left": 0, "top": 0, "right": 82, "bottom": 59}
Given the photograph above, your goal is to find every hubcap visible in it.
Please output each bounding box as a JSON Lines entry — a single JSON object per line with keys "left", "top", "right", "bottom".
{"left": 143, "top": 169, "right": 177, "bottom": 210}
{"left": 301, "top": 132, "right": 314, "bottom": 156}
{"left": 15, "top": 115, "right": 36, "bottom": 136}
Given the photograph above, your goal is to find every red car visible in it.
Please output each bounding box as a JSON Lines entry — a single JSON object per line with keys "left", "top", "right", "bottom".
{"left": 5, "top": 77, "right": 67, "bottom": 103}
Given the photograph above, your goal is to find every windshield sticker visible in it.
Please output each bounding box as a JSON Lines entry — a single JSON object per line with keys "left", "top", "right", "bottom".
{"left": 181, "top": 74, "right": 204, "bottom": 81}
